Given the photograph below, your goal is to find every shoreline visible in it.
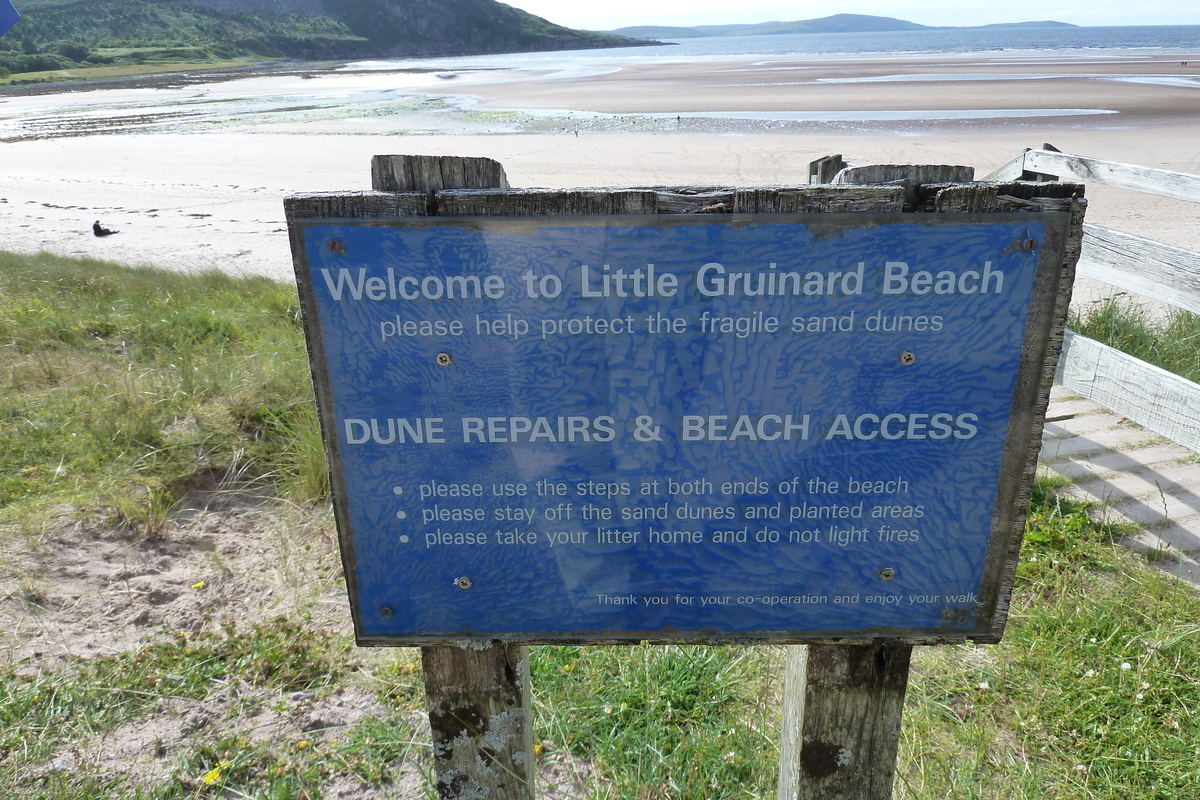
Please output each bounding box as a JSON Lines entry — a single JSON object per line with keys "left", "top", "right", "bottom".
{"left": 1, "top": 52, "right": 1198, "bottom": 299}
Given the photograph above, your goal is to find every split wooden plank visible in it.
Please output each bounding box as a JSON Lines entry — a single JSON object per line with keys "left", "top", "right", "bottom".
{"left": 437, "top": 188, "right": 657, "bottom": 216}
{"left": 809, "top": 154, "right": 849, "bottom": 184}
{"left": 371, "top": 154, "right": 511, "bottom": 194}
{"left": 734, "top": 185, "right": 905, "bottom": 213}
{"left": 831, "top": 164, "right": 975, "bottom": 185}
{"left": 1057, "top": 330, "right": 1200, "bottom": 455}
{"left": 1020, "top": 149, "right": 1200, "bottom": 204}
{"left": 1078, "top": 224, "right": 1200, "bottom": 315}
{"left": 283, "top": 191, "right": 427, "bottom": 220}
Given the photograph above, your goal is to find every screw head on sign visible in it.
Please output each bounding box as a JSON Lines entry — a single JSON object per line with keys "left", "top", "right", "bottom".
{"left": 879, "top": 567, "right": 896, "bottom": 581}
{"left": 454, "top": 576, "right": 473, "bottom": 590}
{"left": 1024, "top": 239, "right": 1039, "bottom": 251}
{"left": 380, "top": 607, "right": 394, "bottom": 618}
{"left": 899, "top": 351, "right": 916, "bottom": 366}
{"left": 436, "top": 353, "right": 452, "bottom": 367}
{"left": 328, "top": 240, "right": 345, "bottom": 254}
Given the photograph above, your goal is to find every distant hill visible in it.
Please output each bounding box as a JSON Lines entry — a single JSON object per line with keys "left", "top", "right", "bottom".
{"left": 612, "top": 14, "right": 1076, "bottom": 39}
{"left": 0, "top": 0, "right": 651, "bottom": 77}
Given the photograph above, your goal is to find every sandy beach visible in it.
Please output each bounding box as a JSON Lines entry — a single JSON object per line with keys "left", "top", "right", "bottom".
{"left": 2, "top": 50, "right": 1199, "bottom": 282}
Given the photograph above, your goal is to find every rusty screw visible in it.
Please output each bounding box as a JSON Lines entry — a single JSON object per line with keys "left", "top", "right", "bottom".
{"left": 328, "top": 239, "right": 345, "bottom": 254}
{"left": 436, "top": 353, "right": 452, "bottom": 367}
{"left": 879, "top": 567, "right": 896, "bottom": 581}
{"left": 380, "top": 606, "right": 394, "bottom": 618}
{"left": 454, "top": 576, "right": 473, "bottom": 590}
{"left": 1023, "top": 239, "right": 1039, "bottom": 251}
{"left": 899, "top": 351, "right": 916, "bottom": 366}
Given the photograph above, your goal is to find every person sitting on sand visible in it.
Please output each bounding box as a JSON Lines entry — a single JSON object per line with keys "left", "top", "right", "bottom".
{"left": 92, "top": 220, "right": 118, "bottom": 237}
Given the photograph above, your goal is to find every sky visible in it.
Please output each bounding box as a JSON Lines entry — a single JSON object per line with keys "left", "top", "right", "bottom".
{"left": 503, "top": 1, "right": 1200, "bottom": 31}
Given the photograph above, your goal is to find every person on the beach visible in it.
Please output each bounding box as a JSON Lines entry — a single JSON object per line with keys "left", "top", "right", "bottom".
{"left": 92, "top": 220, "right": 117, "bottom": 237}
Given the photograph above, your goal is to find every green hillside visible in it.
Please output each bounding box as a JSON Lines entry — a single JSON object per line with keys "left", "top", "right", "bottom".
{"left": 0, "top": 0, "right": 648, "bottom": 79}
{"left": 613, "top": 13, "right": 1076, "bottom": 40}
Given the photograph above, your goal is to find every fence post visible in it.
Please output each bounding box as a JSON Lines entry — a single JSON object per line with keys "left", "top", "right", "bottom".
{"left": 370, "top": 154, "right": 534, "bottom": 800}
{"left": 777, "top": 643, "right": 913, "bottom": 800}
{"left": 780, "top": 163, "right": 1001, "bottom": 800}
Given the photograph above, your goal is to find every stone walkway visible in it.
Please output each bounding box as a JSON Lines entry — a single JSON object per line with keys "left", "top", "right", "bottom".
{"left": 1039, "top": 385, "right": 1200, "bottom": 585}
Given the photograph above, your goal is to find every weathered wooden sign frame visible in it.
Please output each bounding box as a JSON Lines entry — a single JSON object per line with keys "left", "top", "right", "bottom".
{"left": 286, "top": 167, "right": 1083, "bottom": 648}
{"left": 284, "top": 155, "right": 1085, "bottom": 800}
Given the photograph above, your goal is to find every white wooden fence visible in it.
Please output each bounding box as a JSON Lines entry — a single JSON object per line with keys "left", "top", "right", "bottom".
{"left": 984, "top": 147, "right": 1200, "bottom": 455}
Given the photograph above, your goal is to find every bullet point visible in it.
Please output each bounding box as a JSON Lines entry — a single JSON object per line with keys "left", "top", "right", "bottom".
{"left": 393, "top": 486, "right": 404, "bottom": 495}
{"left": 399, "top": 535, "right": 410, "bottom": 544}
{"left": 396, "top": 510, "right": 407, "bottom": 520}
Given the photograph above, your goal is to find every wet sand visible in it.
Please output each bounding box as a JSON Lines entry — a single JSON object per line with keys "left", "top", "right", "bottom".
{"left": 1, "top": 52, "right": 1198, "bottom": 282}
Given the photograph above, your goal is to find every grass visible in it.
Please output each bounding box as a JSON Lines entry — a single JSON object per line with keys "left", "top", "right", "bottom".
{"left": 1070, "top": 299, "right": 1200, "bottom": 384}
{"left": 2, "top": 252, "right": 1200, "bottom": 798}
{"left": 0, "top": 250, "right": 324, "bottom": 521}
{"left": 0, "top": 59, "right": 260, "bottom": 86}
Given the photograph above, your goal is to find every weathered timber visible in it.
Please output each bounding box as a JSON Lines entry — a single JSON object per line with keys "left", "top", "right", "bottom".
{"left": 733, "top": 186, "right": 904, "bottom": 213}
{"left": 1016, "top": 149, "right": 1200, "bottom": 204}
{"left": 778, "top": 643, "right": 913, "bottom": 800}
{"left": 932, "top": 184, "right": 1000, "bottom": 212}
{"left": 782, "top": 170, "right": 960, "bottom": 800}
{"left": 830, "top": 166, "right": 973, "bottom": 210}
{"left": 980, "top": 195, "right": 1085, "bottom": 640}
{"left": 437, "top": 188, "right": 657, "bottom": 216}
{"left": 283, "top": 191, "right": 428, "bottom": 219}
{"left": 990, "top": 181, "right": 1084, "bottom": 201}
{"left": 933, "top": 184, "right": 1084, "bottom": 213}
{"left": 1056, "top": 330, "right": 1200, "bottom": 455}
{"left": 1078, "top": 224, "right": 1200, "bottom": 315}
{"left": 809, "top": 154, "right": 848, "bottom": 184}
{"left": 830, "top": 164, "right": 979, "bottom": 209}
{"left": 833, "top": 164, "right": 974, "bottom": 185}
{"left": 981, "top": 150, "right": 1030, "bottom": 182}
{"left": 422, "top": 644, "right": 534, "bottom": 800}
{"left": 366, "top": 155, "right": 536, "bottom": 800}
{"left": 777, "top": 645, "right": 808, "bottom": 799}
{"left": 653, "top": 189, "right": 735, "bottom": 213}
{"left": 371, "top": 154, "right": 510, "bottom": 194}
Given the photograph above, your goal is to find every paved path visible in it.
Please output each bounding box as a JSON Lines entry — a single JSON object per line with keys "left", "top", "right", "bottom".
{"left": 1040, "top": 385, "right": 1200, "bottom": 585}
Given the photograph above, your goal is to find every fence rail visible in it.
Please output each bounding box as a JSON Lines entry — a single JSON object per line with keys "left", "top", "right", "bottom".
{"left": 984, "top": 146, "right": 1200, "bottom": 455}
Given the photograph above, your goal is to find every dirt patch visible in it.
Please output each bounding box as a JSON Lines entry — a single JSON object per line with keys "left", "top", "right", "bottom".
{"left": 1, "top": 493, "right": 602, "bottom": 798}
{"left": 0, "top": 490, "right": 345, "bottom": 667}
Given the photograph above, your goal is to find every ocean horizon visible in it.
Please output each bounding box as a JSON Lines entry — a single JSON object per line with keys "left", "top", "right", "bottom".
{"left": 351, "top": 24, "right": 1200, "bottom": 73}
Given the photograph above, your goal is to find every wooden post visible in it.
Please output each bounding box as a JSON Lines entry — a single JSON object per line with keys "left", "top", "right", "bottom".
{"left": 780, "top": 163, "right": 989, "bottom": 800}
{"left": 808, "top": 154, "right": 847, "bottom": 184}
{"left": 421, "top": 643, "right": 534, "bottom": 800}
{"left": 778, "top": 643, "right": 913, "bottom": 800}
{"left": 370, "top": 154, "right": 534, "bottom": 800}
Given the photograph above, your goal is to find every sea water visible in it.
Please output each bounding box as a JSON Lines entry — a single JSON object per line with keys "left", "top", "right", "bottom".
{"left": 2, "top": 25, "right": 1199, "bottom": 141}
{"left": 362, "top": 25, "right": 1200, "bottom": 71}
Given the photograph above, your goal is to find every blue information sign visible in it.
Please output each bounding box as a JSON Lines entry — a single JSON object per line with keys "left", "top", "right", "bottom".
{"left": 294, "top": 214, "right": 1057, "bottom": 642}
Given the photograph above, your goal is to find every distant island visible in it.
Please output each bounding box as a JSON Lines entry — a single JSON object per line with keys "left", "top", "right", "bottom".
{"left": 0, "top": 0, "right": 653, "bottom": 82}
{"left": 609, "top": 13, "right": 1076, "bottom": 39}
